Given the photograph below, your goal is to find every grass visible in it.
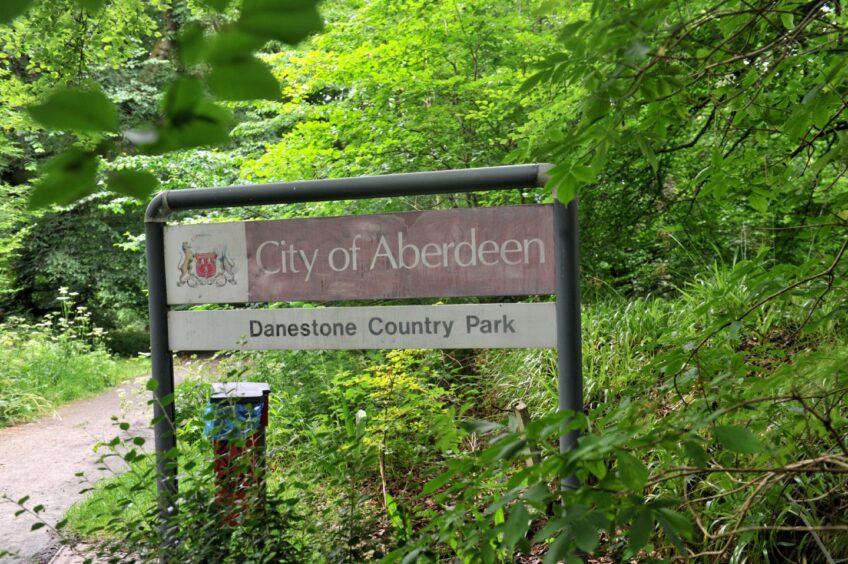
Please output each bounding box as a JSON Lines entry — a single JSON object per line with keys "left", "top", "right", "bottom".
{"left": 479, "top": 261, "right": 841, "bottom": 414}
{"left": 0, "top": 314, "right": 150, "bottom": 427}
{"left": 65, "top": 454, "right": 157, "bottom": 538}
{"left": 0, "top": 344, "right": 148, "bottom": 427}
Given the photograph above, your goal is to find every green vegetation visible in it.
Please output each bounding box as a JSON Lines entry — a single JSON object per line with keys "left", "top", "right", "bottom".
{"left": 0, "top": 288, "right": 147, "bottom": 427}
{"left": 65, "top": 455, "right": 156, "bottom": 535}
{"left": 1, "top": 0, "right": 846, "bottom": 562}
{"left": 66, "top": 271, "right": 848, "bottom": 561}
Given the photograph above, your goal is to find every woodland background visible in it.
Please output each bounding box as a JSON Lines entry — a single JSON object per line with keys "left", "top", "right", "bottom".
{"left": 0, "top": 0, "right": 847, "bottom": 562}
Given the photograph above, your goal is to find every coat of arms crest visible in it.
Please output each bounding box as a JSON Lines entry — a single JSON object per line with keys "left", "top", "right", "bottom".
{"left": 177, "top": 241, "right": 237, "bottom": 287}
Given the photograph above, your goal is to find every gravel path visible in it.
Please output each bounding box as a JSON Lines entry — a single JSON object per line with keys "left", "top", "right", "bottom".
{"left": 0, "top": 369, "right": 186, "bottom": 563}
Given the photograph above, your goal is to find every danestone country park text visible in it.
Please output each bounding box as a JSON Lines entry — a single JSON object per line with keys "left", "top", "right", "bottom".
{"left": 167, "top": 303, "right": 556, "bottom": 351}
{"left": 248, "top": 312, "right": 517, "bottom": 339}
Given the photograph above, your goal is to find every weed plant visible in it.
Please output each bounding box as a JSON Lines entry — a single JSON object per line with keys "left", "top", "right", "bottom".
{"left": 0, "top": 288, "right": 147, "bottom": 427}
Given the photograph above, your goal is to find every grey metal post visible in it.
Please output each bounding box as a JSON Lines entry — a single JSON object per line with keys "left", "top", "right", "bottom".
{"left": 144, "top": 218, "right": 178, "bottom": 554}
{"left": 554, "top": 198, "right": 583, "bottom": 490}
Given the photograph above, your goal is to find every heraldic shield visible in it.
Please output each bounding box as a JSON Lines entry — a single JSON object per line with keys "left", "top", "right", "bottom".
{"left": 195, "top": 252, "right": 217, "bottom": 278}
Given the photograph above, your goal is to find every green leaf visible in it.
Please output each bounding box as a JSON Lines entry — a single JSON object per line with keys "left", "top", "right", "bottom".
{"left": 71, "top": 0, "right": 105, "bottom": 12}
{"left": 543, "top": 531, "right": 572, "bottom": 564}
{"left": 558, "top": 20, "right": 587, "bottom": 50}
{"left": 31, "top": 522, "right": 46, "bottom": 531}
{"left": 462, "top": 419, "right": 503, "bottom": 434}
{"left": 802, "top": 83, "right": 823, "bottom": 106}
{"left": 400, "top": 548, "right": 424, "bottom": 564}
{"left": 205, "top": 28, "right": 266, "bottom": 64}
{"left": 502, "top": 503, "right": 530, "bottom": 551}
{"left": 107, "top": 170, "right": 159, "bottom": 199}
{"left": 162, "top": 78, "right": 204, "bottom": 121}
{"left": 421, "top": 469, "right": 453, "bottom": 496}
{"left": 573, "top": 519, "right": 599, "bottom": 553}
{"left": 385, "top": 493, "right": 408, "bottom": 537}
{"left": 148, "top": 93, "right": 232, "bottom": 154}
{"left": 520, "top": 69, "right": 551, "bottom": 93}
{"left": 208, "top": 57, "right": 280, "bottom": 101}
{"left": 532, "top": 517, "right": 568, "bottom": 544}
{"left": 145, "top": 379, "right": 159, "bottom": 392}
{"left": 553, "top": 172, "right": 578, "bottom": 203}
{"left": 523, "top": 482, "right": 552, "bottom": 506}
{"left": 783, "top": 106, "right": 812, "bottom": 141}
{"left": 655, "top": 507, "right": 693, "bottom": 542}
{"left": 238, "top": 0, "right": 323, "bottom": 44}
{"left": 28, "top": 150, "right": 99, "bottom": 210}
{"left": 748, "top": 193, "right": 768, "bottom": 213}
{"left": 615, "top": 449, "right": 648, "bottom": 491}
{"left": 585, "top": 459, "right": 607, "bottom": 480}
{"left": 682, "top": 439, "right": 709, "bottom": 468}
{"left": 780, "top": 12, "right": 794, "bottom": 30}
{"left": 628, "top": 509, "right": 652, "bottom": 552}
{"left": 571, "top": 164, "right": 597, "bottom": 183}
{"left": 178, "top": 23, "right": 207, "bottom": 66}
{"left": 486, "top": 437, "right": 528, "bottom": 461}
{"left": 713, "top": 425, "right": 765, "bottom": 454}
{"left": 534, "top": 0, "right": 561, "bottom": 16}
{"left": 0, "top": 0, "right": 32, "bottom": 23}
{"left": 583, "top": 94, "right": 610, "bottom": 122}
{"left": 635, "top": 135, "right": 658, "bottom": 173}
{"left": 28, "top": 84, "right": 118, "bottom": 132}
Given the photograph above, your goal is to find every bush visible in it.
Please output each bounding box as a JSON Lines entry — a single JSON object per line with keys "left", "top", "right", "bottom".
{"left": 106, "top": 325, "right": 150, "bottom": 356}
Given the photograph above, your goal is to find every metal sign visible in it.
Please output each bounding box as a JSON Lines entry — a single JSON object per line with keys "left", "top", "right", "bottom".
{"left": 169, "top": 303, "right": 556, "bottom": 351}
{"left": 144, "top": 164, "right": 583, "bottom": 543}
{"left": 163, "top": 205, "right": 555, "bottom": 304}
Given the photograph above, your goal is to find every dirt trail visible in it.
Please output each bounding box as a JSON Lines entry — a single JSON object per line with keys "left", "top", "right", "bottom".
{"left": 0, "top": 369, "right": 187, "bottom": 563}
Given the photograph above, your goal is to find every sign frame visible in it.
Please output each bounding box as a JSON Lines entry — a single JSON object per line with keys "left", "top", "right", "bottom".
{"left": 145, "top": 164, "right": 582, "bottom": 542}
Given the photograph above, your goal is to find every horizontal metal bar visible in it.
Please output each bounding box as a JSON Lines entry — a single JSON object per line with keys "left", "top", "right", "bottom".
{"left": 146, "top": 164, "right": 552, "bottom": 222}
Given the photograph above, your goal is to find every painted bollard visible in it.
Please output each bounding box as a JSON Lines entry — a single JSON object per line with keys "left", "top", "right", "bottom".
{"left": 204, "top": 382, "right": 270, "bottom": 525}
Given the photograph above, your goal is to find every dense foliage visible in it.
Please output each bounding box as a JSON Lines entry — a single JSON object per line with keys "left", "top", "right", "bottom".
{"left": 1, "top": 0, "right": 846, "bottom": 562}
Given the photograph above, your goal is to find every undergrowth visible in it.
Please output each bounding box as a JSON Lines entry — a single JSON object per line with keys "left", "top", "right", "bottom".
{"left": 0, "top": 288, "right": 148, "bottom": 427}
{"left": 58, "top": 263, "right": 848, "bottom": 562}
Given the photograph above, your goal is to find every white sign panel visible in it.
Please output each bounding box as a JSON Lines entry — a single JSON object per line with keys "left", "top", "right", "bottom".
{"left": 168, "top": 303, "right": 556, "bottom": 351}
{"left": 164, "top": 222, "right": 249, "bottom": 304}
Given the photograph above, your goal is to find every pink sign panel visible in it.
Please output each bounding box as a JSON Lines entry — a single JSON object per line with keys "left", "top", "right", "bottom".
{"left": 245, "top": 205, "right": 555, "bottom": 302}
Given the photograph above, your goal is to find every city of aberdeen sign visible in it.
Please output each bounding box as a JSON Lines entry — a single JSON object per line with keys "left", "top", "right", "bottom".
{"left": 164, "top": 205, "right": 555, "bottom": 305}
{"left": 163, "top": 204, "right": 557, "bottom": 351}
